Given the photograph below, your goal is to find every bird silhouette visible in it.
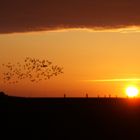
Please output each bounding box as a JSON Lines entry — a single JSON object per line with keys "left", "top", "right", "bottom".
{"left": 1, "top": 57, "right": 63, "bottom": 84}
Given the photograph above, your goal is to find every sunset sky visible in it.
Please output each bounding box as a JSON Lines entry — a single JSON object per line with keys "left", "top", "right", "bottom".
{"left": 1, "top": 0, "right": 140, "bottom": 97}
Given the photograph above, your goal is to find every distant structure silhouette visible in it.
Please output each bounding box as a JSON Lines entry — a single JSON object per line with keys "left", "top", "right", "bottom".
{"left": 64, "top": 94, "right": 66, "bottom": 98}
{"left": 86, "top": 93, "right": 88, "bottom": 98}
{"left": 0, "top": 91, "right": 6, "bottom": 97}
{"left": 1, "top": 57, "right": 63, "bottom": 84}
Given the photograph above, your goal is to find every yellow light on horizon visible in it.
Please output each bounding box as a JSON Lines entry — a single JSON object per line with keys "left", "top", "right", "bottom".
{"left": 126, "top": 86, "right": 139, "bottom": 98}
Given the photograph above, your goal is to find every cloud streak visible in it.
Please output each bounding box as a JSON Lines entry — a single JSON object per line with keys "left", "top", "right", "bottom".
{"left": 1, "top": 0, "right": 140, "bottom": 33}
{"left": 84, "top": 79, "right": 140, "bottom": 82}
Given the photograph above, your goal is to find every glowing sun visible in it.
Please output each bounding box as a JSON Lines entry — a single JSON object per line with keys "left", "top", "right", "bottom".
{"left": 126, "top": 86, "right": 139, "bottom": 98}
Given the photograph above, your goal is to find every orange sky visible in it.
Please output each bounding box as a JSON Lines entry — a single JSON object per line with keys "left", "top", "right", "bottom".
{"left": 1, "top": 29, "right": 140, "bottom": 97}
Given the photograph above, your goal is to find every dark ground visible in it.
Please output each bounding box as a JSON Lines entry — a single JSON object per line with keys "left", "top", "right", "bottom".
{"left": 1, "top": 93, "right": 140, "bottom": 139}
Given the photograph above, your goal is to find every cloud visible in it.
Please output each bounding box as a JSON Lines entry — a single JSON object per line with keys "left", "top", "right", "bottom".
{"left": 1, "top": 0, "right": 140, "bottom": 33}
{"left": 84, "top": 79, "right": 140, "bottom": 82}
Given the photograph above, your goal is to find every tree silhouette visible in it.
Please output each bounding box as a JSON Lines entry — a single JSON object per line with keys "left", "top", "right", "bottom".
{"left": 1, "top": 57, "right": 63, "bottom": 84}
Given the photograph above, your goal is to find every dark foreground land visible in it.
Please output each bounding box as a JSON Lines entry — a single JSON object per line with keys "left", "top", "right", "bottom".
{"left": 1, "top": 93, "right": 140, "bottom": 139}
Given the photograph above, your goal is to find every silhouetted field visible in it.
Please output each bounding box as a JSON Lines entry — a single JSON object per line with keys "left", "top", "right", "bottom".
{"left": 1, "top": 93, "right": 140, "bottom": 139}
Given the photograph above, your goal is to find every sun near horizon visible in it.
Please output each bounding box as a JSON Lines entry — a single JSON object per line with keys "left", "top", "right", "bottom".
{"left": 126, "top": 86, "right": 139, "bottom": 98}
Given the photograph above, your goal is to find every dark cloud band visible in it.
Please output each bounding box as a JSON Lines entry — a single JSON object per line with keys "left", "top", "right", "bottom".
{"left": 1, "top": 0, "right": 140, "bottom": 33}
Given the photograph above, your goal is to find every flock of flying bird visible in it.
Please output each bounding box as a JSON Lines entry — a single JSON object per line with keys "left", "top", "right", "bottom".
{"left": 2, "top": 57, "right": 63, "bottom": 84}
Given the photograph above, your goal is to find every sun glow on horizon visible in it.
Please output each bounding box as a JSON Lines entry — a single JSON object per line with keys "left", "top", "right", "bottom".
{"left": 126, "top": 86, "right": 139, "bottom": 98}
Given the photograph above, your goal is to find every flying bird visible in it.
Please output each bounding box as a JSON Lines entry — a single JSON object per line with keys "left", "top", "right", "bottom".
{"left": 1, "top": 57, "right": 63, "bottom": 84}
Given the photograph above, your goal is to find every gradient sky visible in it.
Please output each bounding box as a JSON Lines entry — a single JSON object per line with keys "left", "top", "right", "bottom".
{"left": 1, "top": 0, "right": 140, "bottom": 97}
{"left": 1, "top": 30, "right": 140, "bottom": 97}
